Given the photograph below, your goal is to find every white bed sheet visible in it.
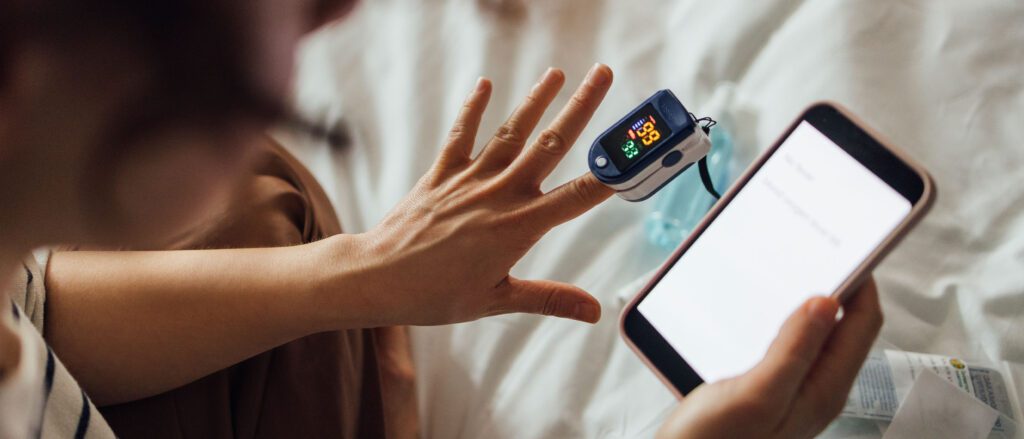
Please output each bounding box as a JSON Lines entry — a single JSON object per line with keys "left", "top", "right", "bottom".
{"left": 278, "top": 0, "right": 1024, "bottom": 437}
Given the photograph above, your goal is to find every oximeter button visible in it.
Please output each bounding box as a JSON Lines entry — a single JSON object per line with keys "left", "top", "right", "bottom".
{"left": 662, "top": 150, "right": 683, "bottom": 167}
{"left": 595, "top": 156, "right": 608, "bottom": 168}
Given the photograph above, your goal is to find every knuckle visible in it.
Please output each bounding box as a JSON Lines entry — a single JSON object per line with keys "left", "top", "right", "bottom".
{"left": 568, "top": 92, "right": 590, "bottom": 111}
{"left": 420, "top": 169, "right": 444, "bottom": 188}
{"left": 535, "top": 129, "right": 569, "bottom": 156}
{"left": 568, "top": 177, "right": 601, "bottom": 205}
{"left": 541, "top": 289, "right": 560, "bottom": 316}
{"left": 521, "top": 93, "right": 540, "bottom": 107}
{"left": 500, "top": 204, "right": 529, "bottom": 222}
{"left": 494, "top": 123, "right": 527, "bottom": 145}
{"left": 730, "top": 394, "right": 775, "bottom": 421}
{"left": 447, "top": 122, "right": 470, "bottom": 141}
{"left": 502, "top": 207, "right": 544, "bottom": 236}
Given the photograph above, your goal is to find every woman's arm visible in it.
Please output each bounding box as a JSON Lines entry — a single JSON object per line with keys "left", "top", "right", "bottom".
{"left": 46, "top": 65, "right": 616, "bottom": 405}
{"left": 45, "top": 239, "right": 364, "bottom": 406}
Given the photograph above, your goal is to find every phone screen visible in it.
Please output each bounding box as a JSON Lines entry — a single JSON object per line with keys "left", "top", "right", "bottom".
{"left": 636, "top": 121, "right": 913, "bottom": 384}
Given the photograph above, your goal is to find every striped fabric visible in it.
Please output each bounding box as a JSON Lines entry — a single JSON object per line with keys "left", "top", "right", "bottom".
{"left": 2, "top": 255, "right": 113, "bottom": 439}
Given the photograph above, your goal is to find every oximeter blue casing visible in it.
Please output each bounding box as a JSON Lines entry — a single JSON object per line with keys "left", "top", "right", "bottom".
{"left": 589, "top": 90, "right": 711, "bottom": 201}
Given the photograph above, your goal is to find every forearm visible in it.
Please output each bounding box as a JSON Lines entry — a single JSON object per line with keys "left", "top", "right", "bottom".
{"left": 43, "top": 235, "right": 369, "bottom": 405}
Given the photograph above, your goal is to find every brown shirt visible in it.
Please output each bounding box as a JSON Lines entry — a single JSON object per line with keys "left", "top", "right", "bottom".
{"left": 3, "top": 139, "right": 388, "bottom": 438}
{"left": 94, "top": 139, "right": 387, "bottom": 438}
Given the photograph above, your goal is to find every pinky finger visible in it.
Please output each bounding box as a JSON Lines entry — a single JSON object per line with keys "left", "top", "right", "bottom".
{"left": 435, "top": 77, "right": 493, "bottom": 175}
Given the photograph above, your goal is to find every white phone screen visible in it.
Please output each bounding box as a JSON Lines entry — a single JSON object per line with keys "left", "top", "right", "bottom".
{"left": 637, "top": 121, "right": 912, "bottom": 383}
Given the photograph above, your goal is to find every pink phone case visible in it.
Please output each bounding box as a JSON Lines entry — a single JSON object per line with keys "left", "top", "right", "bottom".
{"left": 619, "top": 101, "right": 936, "bottom": 399}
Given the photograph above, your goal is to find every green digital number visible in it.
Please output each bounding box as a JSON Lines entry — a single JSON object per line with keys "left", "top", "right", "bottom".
{"left": 622, "top": 140, "right": 639, "bottom": 159}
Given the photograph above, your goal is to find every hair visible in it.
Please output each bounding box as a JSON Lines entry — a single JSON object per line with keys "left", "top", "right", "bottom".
{"left": 2, "top": 1, "right": 286, "bottom": 240}
{"left": 3, "top": 1, "right": 349, "bottom": 143}
{"left": 0, "top": 4, "right": 13, "bottom": 92}
{"left": 2, "top": 2, "right": 346, "bottom": 240}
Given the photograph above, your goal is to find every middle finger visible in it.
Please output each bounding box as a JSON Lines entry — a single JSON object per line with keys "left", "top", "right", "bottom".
{"left": 504, "top": 63, "right": 613, "bottom": 188}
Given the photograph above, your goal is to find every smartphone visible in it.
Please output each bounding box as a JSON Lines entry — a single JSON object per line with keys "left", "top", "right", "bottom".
{"left": 620, "top": 102, "right": 935, "bottom": 397}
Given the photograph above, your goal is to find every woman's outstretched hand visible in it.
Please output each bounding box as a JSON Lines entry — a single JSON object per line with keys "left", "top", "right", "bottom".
{"left": 36, "top": 65, "right": 614, "bottom": 405}
{"left": 326, "top": 64, "right": 616, "bottom": 326}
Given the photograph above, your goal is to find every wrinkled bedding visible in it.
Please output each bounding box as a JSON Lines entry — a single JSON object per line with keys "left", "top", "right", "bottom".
{"left": 278, "top": 0, "right": 1024, "bottom": 436}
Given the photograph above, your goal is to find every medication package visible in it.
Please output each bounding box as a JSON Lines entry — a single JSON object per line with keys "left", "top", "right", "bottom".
{"left": 842, "top": 349, "right": 1021, "bottom": 438}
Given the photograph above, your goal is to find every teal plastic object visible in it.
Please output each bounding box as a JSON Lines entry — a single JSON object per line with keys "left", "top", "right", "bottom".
{"left": 644, "top": 124, "right": 736, "bottom": 252}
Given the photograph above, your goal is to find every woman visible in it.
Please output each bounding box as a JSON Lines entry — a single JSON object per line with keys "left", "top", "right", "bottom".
{"left": 0, "top": 0, "right": 881, "bottom": 437}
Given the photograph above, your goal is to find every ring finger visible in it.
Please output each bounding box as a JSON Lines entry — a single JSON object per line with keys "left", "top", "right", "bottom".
{"left": 473, "top": 68, "right": 565, "bottom": 173}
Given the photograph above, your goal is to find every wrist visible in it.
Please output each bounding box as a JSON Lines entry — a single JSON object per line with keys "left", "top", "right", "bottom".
{"left": 304, "top": 233, "right": 395, "bottom": 331}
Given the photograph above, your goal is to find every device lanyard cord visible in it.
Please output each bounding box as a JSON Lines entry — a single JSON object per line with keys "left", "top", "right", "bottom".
{"left": 697, "top": 156, "right": 721, "bottom": 199}
{"left": 696, "top": 119, "right": 722, "bottom": 200}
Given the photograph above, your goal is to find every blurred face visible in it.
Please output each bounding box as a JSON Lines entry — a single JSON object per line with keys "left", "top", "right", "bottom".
{"left": 0, "top": 0, "right": 356, "bottom": 248}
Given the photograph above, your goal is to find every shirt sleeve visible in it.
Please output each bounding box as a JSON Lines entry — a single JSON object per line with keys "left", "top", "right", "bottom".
{"left": 14, "top": 251, "right": 49, "bottom": 332}
{"left": 2, "top": 252, "right": 116, "bottom": 438}
{"left": 0, "top": 268, "right": 47, "bottom": 437}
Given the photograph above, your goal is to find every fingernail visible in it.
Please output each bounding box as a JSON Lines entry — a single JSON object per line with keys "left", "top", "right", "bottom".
{"left": 531, "top": 68, "right": 557, "bottom": 94}
{"left": 573, "top": 302, "right": 601, "bottom": 323}
{"left": 466, "top": 77, "right": 487, "bottom": 102}
{"left": 541, "top": 67, "right": 556, "bottom": 81}
{"left": 586, "top": 63, "right": 610, "bottom": 86}
{"left": 806, "top": 297, "right": 839, "bottom": 327}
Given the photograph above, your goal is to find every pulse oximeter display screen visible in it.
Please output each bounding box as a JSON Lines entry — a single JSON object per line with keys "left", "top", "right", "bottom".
{"left": 599, "top": 103, "right": 673, "bottom": 171}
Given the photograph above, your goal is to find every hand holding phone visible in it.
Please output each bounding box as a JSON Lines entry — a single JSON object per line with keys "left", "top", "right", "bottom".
{"left": 656, "top": 281, "right": 882, "bottom": 439}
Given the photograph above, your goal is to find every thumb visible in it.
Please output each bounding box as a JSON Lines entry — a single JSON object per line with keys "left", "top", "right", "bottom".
{"left": 746, "top": 296, "right": 839, "bottom": 402}
{"left": 495, "top": 277, "right": 602, "bottom": 323}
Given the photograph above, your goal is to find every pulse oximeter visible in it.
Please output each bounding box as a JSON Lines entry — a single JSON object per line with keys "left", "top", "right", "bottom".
{"left": 589, "top": 90, "right": 712, "bottom": 201}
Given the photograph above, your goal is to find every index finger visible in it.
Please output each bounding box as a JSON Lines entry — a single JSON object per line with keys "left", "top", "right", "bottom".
{"left": 744, "top": 296, "right": 840, "bottom": 403}
{"left": 524, "top": 173, "right": 614, "bottom": 229}
{"left": 504, "top": 63, "right": 612, "bottom": 187}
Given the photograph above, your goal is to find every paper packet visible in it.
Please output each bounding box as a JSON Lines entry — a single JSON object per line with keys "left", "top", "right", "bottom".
{"left": 842, "top": 349, "right": 1021, "bottom": 438}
